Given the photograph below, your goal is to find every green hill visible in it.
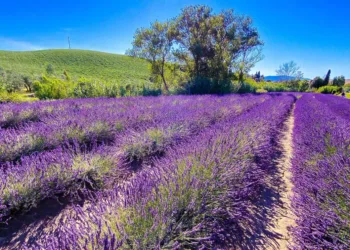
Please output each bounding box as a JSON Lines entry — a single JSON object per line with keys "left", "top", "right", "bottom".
{"left": 0, "top": 49, "right": 152, "bottom": 85}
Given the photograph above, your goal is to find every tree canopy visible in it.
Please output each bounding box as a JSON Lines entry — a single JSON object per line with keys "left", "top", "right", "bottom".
{"left": 128, "top": 5, "right": 263, "bottom": 94}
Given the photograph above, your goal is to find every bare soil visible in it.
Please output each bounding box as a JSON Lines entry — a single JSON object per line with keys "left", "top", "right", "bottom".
{"left": 266, "top": 106, "right": 296, "bottom": 249}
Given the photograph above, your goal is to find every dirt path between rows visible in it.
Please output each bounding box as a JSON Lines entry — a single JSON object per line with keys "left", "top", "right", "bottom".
{"left": 243, "top": 105, "right": 296, "bottom": 250}
{"left": 267, "top": 105, "right": 296, "bottom": 249}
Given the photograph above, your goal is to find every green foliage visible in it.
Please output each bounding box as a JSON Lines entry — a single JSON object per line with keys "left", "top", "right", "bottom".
{"left": 0, "top": 50, "right": 169, "bottom": 99}
{"left": 284, "top": 79, "right": 300, "bottom": 90}
{"left": 317, "top": 86, "right": 342, "bottom": 94}
{"left": 33, "top": 75, "right": 71, "bottom": 99}
{"left": 332, "top": 76, "right": 345, "bottom": 87}
{"left": 63, "top": 70, "right": 71, "bottom": 81}
{"left": 130, "top": 5, "right": 263, "bottom": 95}
{"left": 0, "top": 70, "right": 26, "bottom": 93}
{"left": 32, "top": 75, "right": 161, "bottom": 100}
{"left": 0, "top": 90, "right": 38, "bottom": 103}
{"left": 247, "top": 79, "right": 307, "bottom": 93}
{"left": 183, "top": 77, "right": 233, "bottom": 94}
{"left": 175, "top": 6, "right": 262, "bottom": 91}
{"left": 310, "top": 77, "right": 326, "bottom": 89}
{"left": 22, "top": 75, "right": 33, "bottom": 92}
{"left": 132, "top": 21, "right": 177, "bottom": 93}
{"left": 46, "top": 64, "right": 54, "bottom": 75}
{"left": 231, "top": 79, "right": 257, "bottom": 93}
{"left": 0, "top": 92, "right": 23, "bottom": 103}
{"left": 256, "top": 88, "right": 268, "bottom": 93}
{"left": 0, "top": 49, "right": 152, "bottom": 87}
{"left": 237, "top": 82, "right": 257, "bottom": 94}
{"left": 343, "top": 84, "right": 350, "bottom": 93}
{"left": 298, "top": 80, "right": 310, "bottom": 92}
{"left": 236, "top": 78, "right": 311, "bottom": 93}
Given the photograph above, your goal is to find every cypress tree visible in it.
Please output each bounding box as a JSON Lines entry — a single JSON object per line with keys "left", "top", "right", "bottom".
{"left": 324, "top": 69, "right": 331, "bottom": 85}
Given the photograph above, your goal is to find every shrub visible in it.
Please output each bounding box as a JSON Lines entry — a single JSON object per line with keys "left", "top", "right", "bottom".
{"left": 317, "top": 86, "right": 342, "bottom": 94}
{"left": 284, "top": 80, "right": 299, "bottom": 91}
{"left": 22, "top": 75, "right": 34, "bottom": 92}
{"left": 63, "top": 70, "right": 71, "bottom": 81}
{"left": 142, "top": 85, "right": 162, "bottom": 96}
{"left": 261, "top": 82, "right": 288, "bottom": 92}
{"left": 232, "top": 81, "right": 257, "bottom": 93}
{"left": 185, "top": 77, "right": 213, "bottom": 94}
{"left": 343, "top": 84, "right": 350, "bottom": 93}
{"left": 0, "top": 92, "right": 23, "bottom": 103}
{"left": 310, "top": 77, "right": 325, "bottom": 89}
{"left": 33, "top": 75, "right": 71, "bottom": 99}
{"left": 256, "top": 88, "right": 268, "bottom": 93}
{"left": 46, "top": 64, "right": 54, "bottom": 75}
{"left": 332, "top": 76, "right": 345, "bottom": 87}
{"left": 298, "top": 80, "right": 309, "bottom": 92}
{"left": 0, "top": 71, "right": 25, "bottom": 93}
{"left": 73, "top": 80, "right": 97, "bottom": 98}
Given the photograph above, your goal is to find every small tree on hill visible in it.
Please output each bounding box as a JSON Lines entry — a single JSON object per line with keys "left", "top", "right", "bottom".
{"left": 46, "top": 64, "right": 54, "bottom": 75}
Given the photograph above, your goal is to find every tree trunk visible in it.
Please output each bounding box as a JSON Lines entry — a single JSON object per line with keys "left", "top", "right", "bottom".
{"left": 239, "top": 70, "right": 244, "bottom": 83}
{"left": 161, "top": 74, "right": 169, "bottom": 94}
{"left": 161, "top": 58, "right": 169, "bottom": 94}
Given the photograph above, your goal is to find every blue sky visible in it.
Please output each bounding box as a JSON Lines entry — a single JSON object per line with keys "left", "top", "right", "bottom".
{"left": 0, "top": 0, "right": 349, "bottom": 78}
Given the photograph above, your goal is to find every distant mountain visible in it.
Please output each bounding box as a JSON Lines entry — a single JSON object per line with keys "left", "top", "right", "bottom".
{"left": 264, "top": 75, "right": 310, "bottom": 82}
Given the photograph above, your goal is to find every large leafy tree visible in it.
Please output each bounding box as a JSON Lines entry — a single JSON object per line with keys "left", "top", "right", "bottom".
{"left": 129, "top": 5, "right": 263, "bottom": 94}
{"left": 175, "top": 6, "right": 263, "bottom": 83}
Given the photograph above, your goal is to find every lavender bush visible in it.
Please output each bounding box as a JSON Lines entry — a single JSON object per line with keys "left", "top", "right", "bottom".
{"left": 0, "top": 95, "right": 270, "bottom": 223}
{"left": 32, "top": 95, "right": 295, "bottom": 249}
{"left": 9, "top": 93, "right": 349, "bottom": 249}
{"left": 292, "top": 94, "right": 350, "bottom": 249}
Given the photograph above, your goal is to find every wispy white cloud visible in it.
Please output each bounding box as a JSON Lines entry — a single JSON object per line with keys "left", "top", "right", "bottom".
{"left": 0, "top": 37, "right": 44, "bottom": 51}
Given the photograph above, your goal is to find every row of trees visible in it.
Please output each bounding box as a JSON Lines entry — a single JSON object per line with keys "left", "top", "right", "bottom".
{"left": 310, "top": 69, "right": 346, "bottom": 88}
{"left": 273, "top": 61, "right": 346, "bottom": 88}
{"left": 126, "top": 5, "right": 263, "bottom": 94}
{"left": 0, "top": 64, "right": 58, "bottom": 94}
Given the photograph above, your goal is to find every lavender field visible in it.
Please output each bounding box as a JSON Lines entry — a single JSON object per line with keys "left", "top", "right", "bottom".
{"left": 0, "top": 93, "right": 349, "bottom": 249}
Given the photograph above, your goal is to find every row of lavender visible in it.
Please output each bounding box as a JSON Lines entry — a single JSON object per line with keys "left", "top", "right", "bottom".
{"left": 0, "top": 95, "right": 268, "bottom": 164}
{"left": 30, "top": 94, "right": 296, "bottom": 249}
{"left": 0, "top": 95, "right": 270, "bottom": 224}
{"left": 292, "top": 94, "right": 350, "bottom": 249}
